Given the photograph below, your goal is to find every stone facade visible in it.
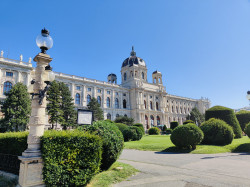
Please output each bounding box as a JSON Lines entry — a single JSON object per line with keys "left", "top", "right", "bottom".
{"left": 0, "top": 48, "right": 210, "bottom": 129}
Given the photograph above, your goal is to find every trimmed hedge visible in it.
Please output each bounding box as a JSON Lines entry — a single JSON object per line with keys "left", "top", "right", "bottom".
{"left": 200, "top": 118, "right": 234, "bottom": 145}
{"left": 41, "top": 130, "right": 102, "bottom": 186}
{"left": 183, "top": 120, "right": 195, "bottom": 125}
{"left": 84, "top": 120, "right": 124, "bottom": 171}
{"left": 133, "top": 123, "right": 145, "bottom": 135}
{"left": 148, "top": 127, "right": 160, "bottom": 135}
{"left": 170, "top": 123, "right": 204, "bottom": 149}
{"left": 245, "top": 123, "right": 250, "bottom": 138}
{"left": 235, "top": 110, "right": 250, "bottom": 132}
{"left": 170, "top": 121, "right": 179, "bottom": 129}
{"left": 0, "top": 131, "right": 28, "bottom": 155}
{"left": 205, "top": 106, "right": 242, "bottom": 138}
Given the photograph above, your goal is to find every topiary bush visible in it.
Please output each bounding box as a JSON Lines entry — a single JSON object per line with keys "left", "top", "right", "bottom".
{"left": 183, "top": 120, "right": 194, "bottom": 125}
{"left": 84, "top": 120, "right": 124, "bottom": 171}
{"left": 235, "top": 110, "right": 250, "bottom": 132}
{"left": 170, "top": 123, "right": 204, "bottom": 149}
{"left": 245, "top": 123, "right": 250, "bottom": 138}
{"left": 41, "top": 130, "right": 102, "bottom": 186}
{"left": 0, "top": 131, "right": 28, "bottom": 155}
{"left": 166, "top": 128, "right": 172, "bottom": 134}
{"left": 162, "top": 125, "right": 167, "bottom": 132}
{"left": 148, "top": 127, "right": 160, "bottom": 135}
{"left": 123, "top": 126, "right": 143, "bottom": 141}
{"left": 170, "top": 121, "right": 179, "bottom": 129}
{"left": 115, "top": 123, "right": 129, "bottom": 134}
{"left": 200, "top": 118, "right": 234, "bottom": 145}
{"left": 133, "top": 123, "right": 145, "bottom": 135}
{"left": 205, "top": 106, "right": 242, "bottom": 138}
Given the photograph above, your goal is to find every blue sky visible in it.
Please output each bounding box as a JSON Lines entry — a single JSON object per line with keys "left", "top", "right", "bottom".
{"left": 1, "top": 0, "right": 250, "bottom": 109}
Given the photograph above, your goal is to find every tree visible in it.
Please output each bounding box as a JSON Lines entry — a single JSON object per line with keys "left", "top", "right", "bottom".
{"left": 87, "top": 97, "right": 104, "bottom": 121}
{"left": 114, "top": 116, "right": 134, "bottom": 126}
{"left": 59, "top": 82, "right": 77, "bottom": 129}
{"left": 1, "top": 82, "right": 31, "bottom": 131}
{"left": 46, "top": 81, "right": 64, "bottom": 129}
{"left": 186, "top": 107, "right": 205, "bottom": 126}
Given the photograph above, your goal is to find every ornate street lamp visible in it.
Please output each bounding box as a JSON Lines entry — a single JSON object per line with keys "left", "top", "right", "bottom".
{"left": 19, "top": 28, "right": 55, "bottom": 187}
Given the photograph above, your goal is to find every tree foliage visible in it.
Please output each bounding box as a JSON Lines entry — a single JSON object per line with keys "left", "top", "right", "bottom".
{"left": 186, "top": 107, "right": 205, "bottom": 126}
{"left": 87, "top": 97, "right": 104, "bottom": 121}
{"left": 1, "top": 83, "right": 31, "bottom": 131}
{"left": 114, "top": 116, "right": 134, "bottom": 126}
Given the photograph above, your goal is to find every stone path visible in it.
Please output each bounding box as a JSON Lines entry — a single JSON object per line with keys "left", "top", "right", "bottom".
{"left": 115, "top": 149, "right": 250, "bottom": 187}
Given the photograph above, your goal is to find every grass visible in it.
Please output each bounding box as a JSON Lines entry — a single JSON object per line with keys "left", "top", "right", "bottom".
{"left": 87, "top": 162, "right": 138, "bottom": 187}
{"left": 124, "top": 135, "right": 250, "bottom": 154}
{"left": 0, "top": 175, "right": 18, "bottom": 187}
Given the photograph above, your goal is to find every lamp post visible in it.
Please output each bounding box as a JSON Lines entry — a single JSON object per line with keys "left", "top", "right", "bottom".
{"left": 247, "top": 91, "right": 250, "bottom": 105}
{"left": 18, "top": 28, "right": 54, "bottom": 187}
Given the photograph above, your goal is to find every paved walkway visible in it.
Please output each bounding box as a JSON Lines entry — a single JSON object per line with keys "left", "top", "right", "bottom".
{"left": 115, "top": 149, "right": 250, "bottom": 187}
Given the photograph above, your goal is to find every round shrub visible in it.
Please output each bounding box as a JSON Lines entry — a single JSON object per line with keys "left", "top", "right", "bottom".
{"left": 183, "top": 120, "right": 195, "bottom": 125}
{"left": 133, "top": 123, "right": 145, "bottom": 135}
{"left": 170, "top": 121, "right": 179, "bottom": 129}
{"left": 84, "top": 120, "right": 124, "bottom": 171}
{"left": 200, "top": 118, "right": 234, "bottom": 145}
{"left": 166, "top": 128, "right": 172, "bottom": 134}
{"left": 148, "top": 127, "right": 160, "bottom": 135}
{"left": 235, "top": 110, "right": 250, "bottom": 132}
{"left": 115, "top": 123, "right": 129, "bottom": 133}
{"left": 123, "top": 126, "right": 143, "bottom": 141}
{"left": 170, "top": 123, "right": 204, "bottom": 149}
{"left": 205, "top": 106, "right": 242, "bottom": 138}
{"left": 245, "top": 123, "right": 250, "bottom": 138}
{"left": 162, "top": 125, "right": 167, "bottom": 132}
{"left": 41, "top": 130, "right": 102, "bottom": 186}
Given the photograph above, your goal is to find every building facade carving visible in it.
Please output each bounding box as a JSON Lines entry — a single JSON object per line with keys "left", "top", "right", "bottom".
{"left": 0, "top": 48, "right": 210, "bottom": 129}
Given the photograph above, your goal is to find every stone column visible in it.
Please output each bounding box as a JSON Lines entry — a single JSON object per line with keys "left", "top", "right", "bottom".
{"left": 17, "top": 71, "right": 21, "bottom": 82}
{"left": 18, "top": 53, "right": 52, "bottom": 187}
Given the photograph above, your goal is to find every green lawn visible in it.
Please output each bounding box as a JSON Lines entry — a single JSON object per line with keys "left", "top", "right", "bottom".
{"left": 124, "top": 135, "right": 250, "bottom": 154}
{"left": 87, "top": 162, "right": 138, "bottom": 187}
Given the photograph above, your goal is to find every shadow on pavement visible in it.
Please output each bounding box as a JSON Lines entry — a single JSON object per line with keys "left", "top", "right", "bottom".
{"left": 155, "top": 146, "right": 192, "bottom": 154}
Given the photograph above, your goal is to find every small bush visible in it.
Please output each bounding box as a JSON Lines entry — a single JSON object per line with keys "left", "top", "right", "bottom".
{"left": 84, "top": 120, "right": 124, "bottom": 171}
{"left": 148, "top": 127, "right": 160, "bottom": 135}
{"left": 170, "top": 123, "right": 204, "bottom": 149}
{"left": 235, "top": 110, "right": 250, "bottom": 132}
{"left": 166, "top": 128, "right": 172, "bottom": 134}
{"left": 205, "top": 106, "right": 242, "bottom": 138}
{"left": 123, "top": 126, "right": 143, "bottom": 141}
{"left": 245, "top": 123, "right": 250, "bottom": 138}
{"left": 162, "top": 125, "right": 167, "bottom": 132}
{"left": 0, "top": 131, "right": 28, "bottom": 155}
{"left": 133, "top": 123, "right": 145, "bottom": 135}
{"left": 115, "top": 123, "right": 129, "bottom": 134}
{"left": 41, "top": 130, "right": 102, "bottom": 186}
{"left": 183, "top": 120, "right": 194, "bottom": 125}
{"left": 170, "top": 121, "right": 179, "bottom": 129}
{"left": 200, "top": 118, "right": 234, "bottom": 145}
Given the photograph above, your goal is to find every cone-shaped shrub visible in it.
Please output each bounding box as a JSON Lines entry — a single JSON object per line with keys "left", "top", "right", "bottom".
{"left": 170, "top": 123, "right": 204, "bottom": 149}
{"left": 200, "top": 118, "right": 234, "bottom": 145}
{"left": 235, "top": 110, "right": 250, "bottom": 132}
{"left": 205, "top": 106, "right": 242, "bottom": 138}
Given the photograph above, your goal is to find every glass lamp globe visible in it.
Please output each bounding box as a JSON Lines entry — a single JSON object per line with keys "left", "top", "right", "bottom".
{"left": 246, "top": 91, "right": 250, "bottom": 100}
{"left": 36, "top": 28, "right": 53, "bottom": 53}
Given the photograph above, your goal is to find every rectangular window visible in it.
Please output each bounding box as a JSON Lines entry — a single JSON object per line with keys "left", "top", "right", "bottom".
{"left": 156, "top": 96, "right": 158, "bottom": 100}
{"left": 123, "top": 93, "right": 126, "bottom": 96}
{"left": 150, "top": 95, "right": 153, "bottom": 99}
{"left": 88, "top": 88, "right": 91, "bottom": 92}
{"left": 98, "top": 89, "right": 102, "bottom": 93}
{"left": 107, "top": 90, "right": 111, "bottom": 94}
{"left": 116, "top": 92, "right": 119, "bottom": 96}
{"left": 76, "top": 86, "right": 81, "bottom": 90}
{"left": 6, "top": 72, "right": 13, "bottom": 77}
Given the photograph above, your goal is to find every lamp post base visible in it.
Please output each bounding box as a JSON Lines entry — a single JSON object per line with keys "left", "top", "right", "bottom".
{"left": 18, "top": 155, "right": 45, "bottom": 187}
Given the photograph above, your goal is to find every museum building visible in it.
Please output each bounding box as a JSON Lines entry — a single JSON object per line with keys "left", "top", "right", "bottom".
{"left": 0, "top": 48, "right": 210, "bottom": 129}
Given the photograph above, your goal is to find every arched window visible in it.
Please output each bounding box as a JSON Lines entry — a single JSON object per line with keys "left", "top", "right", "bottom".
{"left": 156, "top": 102, "right": 159, "bottom": 110}
{"left": 142, "top": 72, "right": 144, "bottom": 79}
{"left": 87, "top": 95, "right": 91, "bottom": 104}
{"left": 176, "top": 106, "right": 178, "bottom": 113}
{"left": 169, "top": 117, "right": 171, "bottom": 123}
{"left": 130, "top": 71, "right": 133, "bottom": 77}
{"left": 184, "top": 107, "right": 186, "bottom": 114}
{"left": 123, "top": 99, "right": 127, "bottom": 109}
{"left": 116, "top": 114, "right": 119, "bottom": 118}
{"left": 97, "top": 96, "right": 101, "bottom": 105}
{"left": 115, "top": 98, "right": 119, "bottom": 109}
{"left": 157, "top": 116, "right": 160, "bottom": 125}
{"left": 172, "top": 106, "right": 174, "bottom": 113}
{"left": 180, "top": 107, "right": 182, "bottom": 114}
{"left": 150, "top": 115, "right": 154, "bottom": 127}
{"left": 3, "top": 81, "right": 12, "bottom": 95}
{"left": 124, "top": 73, "right": 127, "bottom": 81}
{"left": 106, "top": 97, "right": 110, "bottom": 108}
{"left": 145, "top": 115, "right": 148, "bottom": 128}
{"left": 107, "top": 113, "right": 111, "bottom": 120}
{"left": 75, "top": 93, "right": 80, "bottom": 105}
{"left": 124, "top": 114, "right": 127, "bottom": 117}
{"left": 144, "top": 100, "right": 147, "bottom": 109}
{"left": 135, "top": 71, "right": 137, "bottom": 77}
{"left": 150, "top": 101, "right": 153, "bottom": 110}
